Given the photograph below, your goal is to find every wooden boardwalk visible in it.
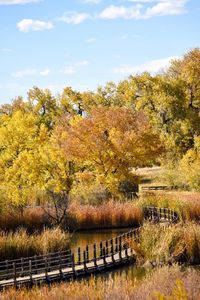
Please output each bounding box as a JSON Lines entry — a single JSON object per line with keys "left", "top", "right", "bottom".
{"left": 0, "top": 206, "right": 179, "bottom": 289}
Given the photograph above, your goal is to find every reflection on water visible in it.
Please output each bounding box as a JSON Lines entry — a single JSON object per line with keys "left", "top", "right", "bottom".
{"left": 70, "top": 228, "right": 147, "bottom": 281}
{"left": 70, "top": 228, "right": 128, "bottom": 249}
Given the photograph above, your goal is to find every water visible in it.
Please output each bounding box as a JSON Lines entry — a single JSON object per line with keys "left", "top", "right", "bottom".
{"left": 70, "top": 228, "right": 129, "bottom": 249}
{"left": 70, "top": 228, "right": 147, "bottom": 281}
{"left": 69, "top": 229, "right": 200, "bottom": 283}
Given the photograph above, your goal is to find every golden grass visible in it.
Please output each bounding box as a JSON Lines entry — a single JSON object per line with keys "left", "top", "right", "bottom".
{"left": 68, "top": 200, "right": 143, "bottom": 230}
{"left": 1, "top": 265, "right": 200, "bottom": 300}
{"left": 0, "top": 207, "right": 49, "bottom": 232}
{"left": 138, "top": 222, "right": 200, "bottom": 264}
{"left": 137, "top": 193, "right": 200, "bottom": 221}
{"left": 0, "top": 228, "right": 70, "bottom": 260}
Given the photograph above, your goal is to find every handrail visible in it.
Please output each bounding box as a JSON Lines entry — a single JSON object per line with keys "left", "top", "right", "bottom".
{"left": 0, "top": 206, "right": 179, "bottom": 288}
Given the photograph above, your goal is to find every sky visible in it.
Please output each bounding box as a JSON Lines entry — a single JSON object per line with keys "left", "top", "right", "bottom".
{"left": 0, "top": 0, "right": 199, "bottom": 103}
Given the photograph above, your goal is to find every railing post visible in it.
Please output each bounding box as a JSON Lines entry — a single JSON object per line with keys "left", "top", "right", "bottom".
{"left": 164, "top": 208, "right": 167, "bottom": 220}
{"left": 119, "top": 236, "right": 122, "bottom": 251}
{"left": 86, "top": 245, "right": 89, "bottom": 262}
{"left": 106, "top": 241, "right": 108, "bottom": 255}
{"left": 78, "top": 247, "right": 81, "bottom": 265}
{"left": 34, "top": 255, "right": 37, "bottom": 273}
{"left": 29, "top": 260, "right": 33, "bottom": 284}
{"left": 5, "top": 260, "right": 8, "bottom": 274}
{"left": 71, "top": 253, "right": 75, "bottom": 273}
{"left": 45, "top": 257, "right": 48, "bottom": 280}
{"left": 21, "top": 258, "right": 24, "bottom": 276}
{"left": 100, "top": 242, "right": 103, "bottom": 257}
{"left": 59, "top": 252, "right": 62, "bottom": 276}
{"left": 110, "top": 239, "right": 113, "bottom": 254}
{"left": 115, "top": 237, "right": 118, "bottom": 252}
{"left": 125, "top": 247, "right": 128, "bottom": 259}
{"left": 13, "top": 262, "right": 17, "bottom": 287}
{"left": 119, "top": 236, "right": 122, "bottom": 260}
{"left": 68, "top": 250, "right": 72, "bottom": 266}
{"left": 103, "top": 248, "right": 107, "bottom": 266}
{"left": 159, "top": 208, "right": 162, "bottom": 221}
{"left": 83, "top": 250, "right": 87, "bottom": 271}
{"left": 93, "top": 243, "right": 97, "bottom": 268}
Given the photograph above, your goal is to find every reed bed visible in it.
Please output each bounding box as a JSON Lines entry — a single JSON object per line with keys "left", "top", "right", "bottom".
{"left": 137, "top": 193, "right": 200, "bottom": 222}
{"left": 68, "top": 200, "right": 143, "bottom": 230}
{"left": 0, "top": 228, "right": 70, "bottom": 261}
{"left": 1, "top": 265, "right": 200, "bottom": 300}
{"left": 138, "top": 222, "right": 200, "bottom": 265}
{"left": 0, "top": 207, "right": 50, "bottom": 232}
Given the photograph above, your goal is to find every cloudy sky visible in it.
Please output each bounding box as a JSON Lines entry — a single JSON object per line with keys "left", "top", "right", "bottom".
{"left": 0, "top": 0, "right": 199, "bottom": 102}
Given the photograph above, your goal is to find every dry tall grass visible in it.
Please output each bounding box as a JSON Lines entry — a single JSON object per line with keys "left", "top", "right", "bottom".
{"left": 68, "top": 200, "right": 143, "bottom": 230}
{"left": 0, "top": 201, "right": 143, "bottom": 232}
{"left": 0, "top": 207, "right": 50, "bottom": 232}
{"left": 1, "top": 265, "right": 200, "bottom": 300}
{"left": 138, "top": 222, "right": 200, "bottom": 264}
{"left": 0, "top": 228, "right": 70, "bottom": 260}
{"left": 137, "top": 193, "right": 200, "bottom": 222}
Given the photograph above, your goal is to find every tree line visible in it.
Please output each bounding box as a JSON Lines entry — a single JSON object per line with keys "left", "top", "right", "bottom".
{"left": 0, "top": 48, "right": 199, "bottom": 219}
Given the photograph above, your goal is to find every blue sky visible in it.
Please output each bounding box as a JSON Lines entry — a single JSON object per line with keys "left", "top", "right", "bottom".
{"left": 0, "top": 0, "right": 199, "bottom": 103}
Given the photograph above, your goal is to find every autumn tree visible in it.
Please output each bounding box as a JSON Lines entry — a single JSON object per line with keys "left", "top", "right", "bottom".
{"left": 60, "top": 86, "right": 96, "bottom": 115}
{"left": 0, "top": 111, "right": 41, "bottom": 211}
{"left": 61, "top": 107, "right": 164, "bottom": 196}
{"left": 0, "top": 109, "right": 75, "bottom": 225}
{"left": 28, "top": 86, "right": 59, "bottom": 128}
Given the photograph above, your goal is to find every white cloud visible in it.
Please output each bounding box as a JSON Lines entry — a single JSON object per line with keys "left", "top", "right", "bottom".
{"left": 98, "top": 1, "right": 188, "bottom": 20}
{"left": 62, "top": 60, "right": 89, "bottom": 75}
{"left": 17, "top": 19, "right": 54, "bottom": 33}
{"left": 0, "top": 0, "right": 40, "bottom": 4}
{"left": 144, "top": 0, "right": 188, "bottom": 18}
{"left": 99, "top": 5, "right": 142, "bottom": 19}
{"left": 113, "top": 56, "right": 178, "bottom": 75}
{"left": 11, "top": 68, "right": 51, "bottom": 78}
{"left": 86, "top": 37, "right": 96, "bottom": 43}
{"left": 11, "top": 69, "right": 37, "bottom": 78}
{"left": 57, "top": 12, "right": 90, "bottom": 25}
{"left": 40, "top": 69, "right": 50, "bottom": 76}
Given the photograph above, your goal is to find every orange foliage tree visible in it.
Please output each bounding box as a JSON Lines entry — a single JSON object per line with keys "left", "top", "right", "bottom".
{"left": 60, "top": 107, "right": 164, "bottom": 195}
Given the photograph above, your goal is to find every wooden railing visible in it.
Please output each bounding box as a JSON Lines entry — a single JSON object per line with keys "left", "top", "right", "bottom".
{"left": 141, "top": 185, "right": 177, "bottom": 191}
{"left": 0, "top": 206, "right": 179, "bottom": 289}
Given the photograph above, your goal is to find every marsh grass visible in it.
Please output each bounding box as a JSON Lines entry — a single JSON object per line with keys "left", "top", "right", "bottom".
{"left": 0, "top": 228, "right": 70, "bottom": 260}
{"left": 137, "top": 193, "right": 200, "bottom": 222}
{"left": 138, "top": 222, "right": 200, "bottom": 264}
{"left": 68, "top": 200, "right": 143, "bottom": 230}
{"left": 0, "top": 207, "right": 50, "bottom": 232}
{"left": 1, "top": 265, "right": 200, "bottom": 300}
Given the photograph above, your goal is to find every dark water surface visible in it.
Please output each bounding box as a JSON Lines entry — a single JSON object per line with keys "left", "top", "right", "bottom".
{"left": 70, "top": 228, "right": 147, "bottom": 281}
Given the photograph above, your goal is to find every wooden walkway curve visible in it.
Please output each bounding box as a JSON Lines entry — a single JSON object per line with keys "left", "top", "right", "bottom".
{"left": 0, "top": 206, "right": 179, "bottom": 289}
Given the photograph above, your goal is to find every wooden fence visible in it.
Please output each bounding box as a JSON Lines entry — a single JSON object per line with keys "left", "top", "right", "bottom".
{"left": 141, "top": 185, "right": 177, "bottom": 191}
{"left": 0, "top": 206, "right": 179, "bottom": 289}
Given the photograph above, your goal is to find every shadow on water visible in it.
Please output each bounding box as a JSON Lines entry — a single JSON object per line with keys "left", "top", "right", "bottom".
{"left": 70, "top": 228, "right": 148, "bottom": 281}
